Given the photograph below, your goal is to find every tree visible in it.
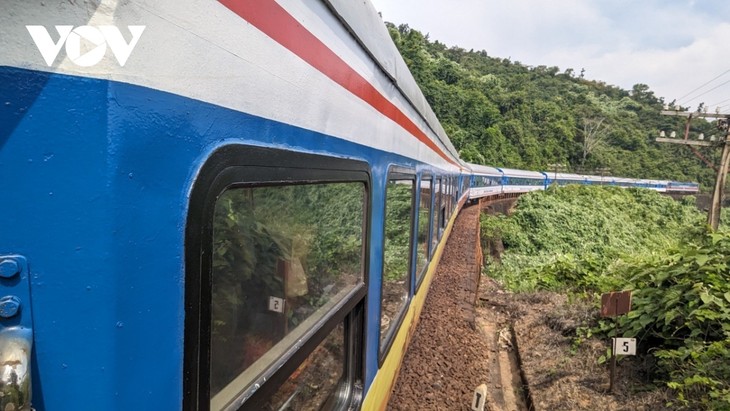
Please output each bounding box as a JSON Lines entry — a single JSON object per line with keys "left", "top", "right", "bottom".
{"left": 579, "top": 118, "right": 609, "bottom": 167}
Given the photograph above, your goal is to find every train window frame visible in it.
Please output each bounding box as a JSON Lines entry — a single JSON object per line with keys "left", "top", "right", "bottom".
{"left": 415, "top": 172, "right": 433, "bottom": 292}
{"left": 449, "top": 177, "right": 454, "bottom": 214}
{"left": 430, "top": 177, "right": 441, "bottom": 253}
{"left": 378, "top": 167, "right": 416, "bottom": 365}
{"left": 441, "top": 178, "right": 449, "bottom": 228}
{"left": 184, "top": 145, "right": 369, "bottom": 411}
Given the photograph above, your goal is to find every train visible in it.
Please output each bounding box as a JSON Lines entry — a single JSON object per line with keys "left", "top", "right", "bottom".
{"left": 467, "top": 164, "right": 699, "bottom": 202}
{"left": 0, "top": 0, "right": 698, "bottom": 410}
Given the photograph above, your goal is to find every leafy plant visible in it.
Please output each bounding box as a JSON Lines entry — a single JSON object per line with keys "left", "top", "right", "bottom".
{"left": 481, "top": 185, "right": 703, "bottom": 293}
{"left": 609, "top": 233, "right": 730, "bottom": 409}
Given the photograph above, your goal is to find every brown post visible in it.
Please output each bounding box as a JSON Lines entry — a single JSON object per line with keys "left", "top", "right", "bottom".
{"left": 708, "top": 137, "right": 730, "bottom": 231}
{"left": 658, "top": 111, "right": 730, "bottom": 230}
{"left": 609, "top": 295, "right": 618, "bottom": 393}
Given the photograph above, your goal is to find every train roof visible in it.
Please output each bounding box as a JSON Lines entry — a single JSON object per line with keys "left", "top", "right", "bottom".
{"left": 497, "top": 167, "right": 546, "bottom": 179}
{"left": 467, "top": 163, "right": 503, "bottom": 176}
{"left": 325, "top": 0, "right": 461, "bottom": 165}
{"left": 550, "top": 172, "right": 586, "bottom": 180}
{"left": 550, "top": 172, "right": 604, "bottom": 182}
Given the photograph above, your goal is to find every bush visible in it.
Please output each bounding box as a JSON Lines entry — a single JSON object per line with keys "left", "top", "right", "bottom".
{"left": 481, "top": 185, "right": 703, "bottom": 293}
{"left": 615, "top": 233, "right": 730, "bottom": 409}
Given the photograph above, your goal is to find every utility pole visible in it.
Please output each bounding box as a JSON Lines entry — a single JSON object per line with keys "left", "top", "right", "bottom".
{"left": 547, "top": 163, "right": 567, "bottom": 184}
{"left": 657, "top": 110, "right": 730, "bottom": 231}
{"left": 596, "top": 167, "right": 611, "bottom": 184}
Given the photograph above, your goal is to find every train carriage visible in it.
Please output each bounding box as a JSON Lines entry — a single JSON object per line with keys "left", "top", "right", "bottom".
{"left": 498, "top": 167, "right": 548, "bottom": 193}
{"left": 636, "top": 179, "right": 669, "bottom": 192}
{"left": 667, "top": 181, "right": 700, "bottom": 193}
{"left": 0, "top": 0, "right": 468, "bottom": 410}
{"left": 467, "top": 164, "right": 504, "bottom": 200}
{"left": 546, "top": 172, "right": 602, "bottom": 186}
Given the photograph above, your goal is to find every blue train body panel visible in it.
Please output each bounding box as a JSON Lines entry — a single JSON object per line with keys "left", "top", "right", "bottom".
{"left": 3, "top": 67, "right": 455, "bottom": 409}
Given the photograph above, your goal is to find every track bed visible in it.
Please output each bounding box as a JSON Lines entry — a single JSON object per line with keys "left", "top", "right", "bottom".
{"left": 387, "top": 202, "right": 526, "bottom": 410}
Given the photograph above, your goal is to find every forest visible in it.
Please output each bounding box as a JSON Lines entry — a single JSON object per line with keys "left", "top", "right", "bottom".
{"left": 386, "top": 23, "right": 723, "bottom": 190}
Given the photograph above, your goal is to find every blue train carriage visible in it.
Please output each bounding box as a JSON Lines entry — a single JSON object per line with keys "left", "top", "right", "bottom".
{"left": 466, "top": 163, "right": 504, "bottom": 200}
{"left": 636, "top": 179, "right": 669, "bottom": 192}
{"left": 498, "top": 167, "right": 548, "bottom": 193}
{"left": 667, "top": 181, "right": 700, "bottom": 194}
{"left": 546, "top": 172, "right": 601, "bottom": 186}
{"left": 603, "top": 176, "right": 638, "bottom": 188}
{"left": 0, "top": 0, "right": 467, "bottom": 410}
{"left": 457, "top": 165, "right": 473, "bottom": 205}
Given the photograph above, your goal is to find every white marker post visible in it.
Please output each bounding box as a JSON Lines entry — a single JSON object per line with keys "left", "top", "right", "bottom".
{"left": 612, "top": 338, "right": 637, "bottom": 356}
{"left": 471, "top": 384, "right": 487, "bottom": 411}
{"left": 268, "top": 296, "right": 285, "bottom": 313}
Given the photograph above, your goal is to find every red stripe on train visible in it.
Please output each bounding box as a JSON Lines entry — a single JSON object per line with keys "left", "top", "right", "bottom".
{"left": 219, "top": 0, "right": 455, "bottom": 166}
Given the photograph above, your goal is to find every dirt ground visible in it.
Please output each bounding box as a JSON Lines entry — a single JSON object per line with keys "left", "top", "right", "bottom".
{"left": 388, "top": 200, "right": 672, "bottom": 411}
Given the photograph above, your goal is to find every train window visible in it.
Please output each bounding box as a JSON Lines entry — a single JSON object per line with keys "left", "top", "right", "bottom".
{"left": 210, "top": 183, "right": 364, "bottom": 402}
{"left": 445, "top": 177, "right": 453, "bottom": 222}
{"left": 262, "top": 323, "right": 344, "bottom": 410}
{"left": 380, "top": 171, "right": 415, "bottom": 359}
{"left": 415, "top": 175, "right": 432, "bottom": 286}
{"left": 447, "top": 178, "right": 454, "bottom": 218}
{"left": 444, "top": 178, "right": 451, "bottom": 220}
{"left": 450, "top": 178, "right": 455, "bottom": 211}
{"left": 431, "top": 178, "right": 441, "bottom": 251}
{"left": 185, "top": 146, "right": 368, "bottom": 411}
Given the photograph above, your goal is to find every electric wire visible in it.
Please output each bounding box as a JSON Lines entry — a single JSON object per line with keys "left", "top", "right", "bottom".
{"left": 708, "top": 96, "right": 730, "bottom": 109}
{"left": 680, "top": 78, "right": 730, "bottom": 106}
{"left": 677, "top": 68, "right": 730, "bottom": 105}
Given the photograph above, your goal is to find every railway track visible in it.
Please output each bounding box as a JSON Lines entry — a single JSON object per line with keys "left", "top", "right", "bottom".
{"left": 388, "top": 200, "right": 529, "bottom": 411}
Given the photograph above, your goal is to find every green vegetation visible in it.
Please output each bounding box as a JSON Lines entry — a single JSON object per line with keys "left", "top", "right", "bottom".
{"left": 387, "top": 23, "right": 718, "bottom": 189}
{"left": 619, "top": 235, "right": 730, "bottom": 408}
{"left": 480, "top": 186, "right": 730, "bottom": 408}
{"left": 481, "top": 185, "right": 703, "bottom": 292}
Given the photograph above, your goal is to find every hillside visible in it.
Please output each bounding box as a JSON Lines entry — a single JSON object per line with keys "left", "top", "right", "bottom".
{"left": 386, "top": 23, "right": 720, "bottom": 189}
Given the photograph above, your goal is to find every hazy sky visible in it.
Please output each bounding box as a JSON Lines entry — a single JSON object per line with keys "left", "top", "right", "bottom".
{"left": 370, "top": 0, "right": 730, "bottom": 112}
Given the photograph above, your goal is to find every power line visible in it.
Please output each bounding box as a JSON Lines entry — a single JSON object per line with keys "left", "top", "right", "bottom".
{"left": 708, "top": 96, "right": 730, "bottom": 108}
{"left": 677, "top": 68, "right": 730, "bottom": 104}
{"left": 681, "top": 78, "right": 730, "bottom": 105}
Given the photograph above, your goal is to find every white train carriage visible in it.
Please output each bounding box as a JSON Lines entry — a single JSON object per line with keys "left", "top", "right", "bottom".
{"left": 467, "top": 164, "right": 504, "bottom": 199}
{"left": 499, "top": 167, "right": 547, "bottom": 193}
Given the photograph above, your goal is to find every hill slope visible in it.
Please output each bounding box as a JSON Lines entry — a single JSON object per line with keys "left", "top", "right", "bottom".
{"left": 387, "top": 23, "right": 720, "bottom": 189}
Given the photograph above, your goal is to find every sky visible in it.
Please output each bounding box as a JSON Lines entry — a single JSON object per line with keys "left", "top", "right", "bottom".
{"left": 369, "top": 0, "right": 730, "bottom": 112}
